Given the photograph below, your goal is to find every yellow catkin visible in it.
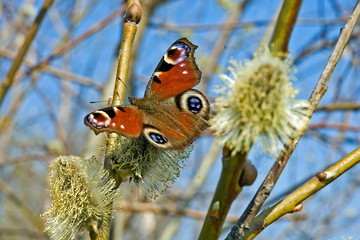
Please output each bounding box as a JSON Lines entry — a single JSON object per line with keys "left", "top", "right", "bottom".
{"left": 42, "top": 156, "right": 115, "bottom": 240}
{"left": 210, "top": 48, "right": 309, "bottom": 156}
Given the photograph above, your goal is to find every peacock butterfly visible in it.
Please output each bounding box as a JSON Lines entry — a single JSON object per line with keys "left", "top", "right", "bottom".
{"left": 84, "top": 38, "right": 210, "bottom": 151}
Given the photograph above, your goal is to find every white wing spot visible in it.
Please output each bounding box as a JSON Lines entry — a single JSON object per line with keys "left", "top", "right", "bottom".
{"left": 182, "top": 70, "right": 188, "bottom": 74}
{"left": 120, "top": 124, "right": 125, "bottom": 129}
{"left": 111, "top": 122, "right": 116, "bottom": 127}
{"left": 104, "top": 119, "right": 111, "bottom": 127}
{"left": 94, "top": 110, "right": 110, "bottom": 119}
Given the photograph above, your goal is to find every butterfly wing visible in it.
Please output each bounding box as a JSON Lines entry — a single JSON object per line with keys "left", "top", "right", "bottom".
{"left": 142, "top": 89, "right": 210, "bottom": 151}
{"left": 84, "top": 106, "right": 143, "bottom": 138}
{"left": 84, "top": 38, "right": 209, "bottom": 151}
{"left": 144, "top": 38, "right": 201, "bottom": 100}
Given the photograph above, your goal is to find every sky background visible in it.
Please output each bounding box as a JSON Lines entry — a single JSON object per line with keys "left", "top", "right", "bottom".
{"left": 0, "top": 0, "right": 359, "bottom": 239}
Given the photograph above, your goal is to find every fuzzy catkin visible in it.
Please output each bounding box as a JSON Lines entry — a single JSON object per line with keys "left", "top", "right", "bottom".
{"left": 109, "top": 136, "right": 192, "bottom": 201}
{"left": 42, "top": 156, "right": 116, "bottom": 240}
{"left": 210, "top": 48, "right": 309, "bottom": 156}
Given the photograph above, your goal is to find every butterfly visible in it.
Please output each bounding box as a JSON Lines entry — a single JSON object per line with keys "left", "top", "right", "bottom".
{"left": 84, "top": 38, "right": 210, "bottom": 151}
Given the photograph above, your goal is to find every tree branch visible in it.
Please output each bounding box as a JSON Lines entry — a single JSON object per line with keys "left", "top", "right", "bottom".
{"left": 243, "top": 146, "right": 360, "bottom": 239}
{"left": 228, "top": 1, "right": 360, "bottom": 239}
{"left": 0, "top": 0, "right": 55, "bottom": 107}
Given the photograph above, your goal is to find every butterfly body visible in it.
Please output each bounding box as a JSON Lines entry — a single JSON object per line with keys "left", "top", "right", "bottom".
{"left": 85, "top": 38, "right": 210, "bottom": 151}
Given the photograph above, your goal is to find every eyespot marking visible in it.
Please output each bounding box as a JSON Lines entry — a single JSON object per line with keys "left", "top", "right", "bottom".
{"left": 149, "top": 132, "right": 167, "bottom": 144}
{"left": 175, "top": 89, "right": 210, "bottom": 120}
{"left": 93, "top": 111, "right": 110, "bottom": 119}
{"left": 167, "top": 48, "right": 176, "bottom": 57}
{"left": 86, "top": 111, "right": 112, "bottom": 129}
{"left": 164, "top": 43, "right": 190, "bottom": 65}
{"left": 187, "top": 96, "right": 202, "bottom": 113}
{"left": 173, "top": 42, "right": 190, "bottom": 54}
{"left": 143, "top": 127, "right": 172, "bottom": 149}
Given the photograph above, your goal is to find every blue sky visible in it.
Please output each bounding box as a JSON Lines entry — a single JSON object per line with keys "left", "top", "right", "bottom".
{"left": 0, "top": 0, "right": 359, "bottom": 239}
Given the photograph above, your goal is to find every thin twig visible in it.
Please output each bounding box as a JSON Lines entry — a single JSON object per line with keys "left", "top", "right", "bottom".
{"left": 315, "top": 102, "right": 360, "bottom": 111}
{"left": 158, "top": 141, "right": 221, "bottom": 240}
{"left": 0, "top": 177, "right": 44, "bottom": 230}
{"left": 0, "top": 47, "right": 102, "bottom": 89}
{"left": 115, "top": 201, "right": 239, "bottom": 222}
{"left": 230, "top": 1, "right": 360, "bottom": 239}
{"left": 0, "top": 0, "right": 55, "bottom": 107}
{"left": 149, "top": 17, "right": 349, "bottom": 32}
{"left": 90, "top": 1, "right": 141, "bottom": 239}
{"left": 198, "top": 0, "right": 250, "bottom": 93}
{"left": 12, "top": 5, "right": 126, "bottom": 88}
{"left": 198, "top": 148, "right": 248, "bottom": 240}
{"left": 197, "top": 2, "right": 252, "bottom": 239}
{"left": 243, "top": 146, "right": 360, "bottom": 239}
{"left": 308, "top": 122, "right": 360, "bottom": 131}
{"left": 104, "top": 22, "right": 138, "bottom": 169}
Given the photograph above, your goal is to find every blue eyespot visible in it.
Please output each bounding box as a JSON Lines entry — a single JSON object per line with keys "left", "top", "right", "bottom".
{"left": 188, "top": 97, "right": 202, "bottom": 114}
{"left": 174, "top": 42, "right": 190, "bottom": 53}
{"left": 150, "top": 132, "right": 167, "bottom": 144}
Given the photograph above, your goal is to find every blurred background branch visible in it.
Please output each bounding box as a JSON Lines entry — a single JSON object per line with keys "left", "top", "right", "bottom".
{"left": 0, "top": 0, "right": 359, "bottom": 239}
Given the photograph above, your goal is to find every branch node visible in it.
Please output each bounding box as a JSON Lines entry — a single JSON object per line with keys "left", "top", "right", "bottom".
{"left": 316, "top": 171, "right": 327, "bottom": 180}
{"left": 124, "top": 0, "right": 142, "bottom": 24}
{"left": 289, "top": 204, "right": 303, "bottom": 213}
{"left": 209, "top": 201, "right": 220, "bottom": 218}
{"left": 239, "top": 160, "right": 258, "bottom": 186}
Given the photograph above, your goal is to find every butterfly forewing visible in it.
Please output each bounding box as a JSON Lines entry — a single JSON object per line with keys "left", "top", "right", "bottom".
{"left": 145, "top": 38, "right": 201, "bottom": 100}
{"left": 84, "top": 106, "right": 143, "bottom": 138}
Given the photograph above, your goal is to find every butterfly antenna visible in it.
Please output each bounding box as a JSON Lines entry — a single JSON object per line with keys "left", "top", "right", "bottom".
{"left": 90, "top": 100, "right": 108, "bottom": 104}
{"left": 89, "top": 98, "right": 123, "bottom": 104}
{"left": 89, "top": 77, "right": 130, "bottom": 105}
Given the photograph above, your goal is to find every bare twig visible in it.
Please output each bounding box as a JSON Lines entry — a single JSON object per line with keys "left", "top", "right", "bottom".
{"left": 0, "top": 47, "right": 101, "bottom": 89}
{"left": 269, "top": 0, "right": 303, "bottom": 54}
{"left": 115, "top": 201, "right": 238, "bottom": 222}
{"left": 158, "top": 141, "right": 221, "bottom": 240}
{"left": 198, "top": 148, "right": 248, "bottom": 240}
{"left": 104, "top": 20, "right": 138, "bottom": 164}
{"left": 0, "top": 177, "right": 44, "bottom": 230}
{"left": 13, "top": 5, "right": 126, "bottom": 87}
{"left": 90, "top": 1, "right": 141, "bottom": 239}
{"left": 198, "top": 0, "right": 250, "bottom": 93}
{"left": 315, "top": 102, "right": 360, "bottom": 111}
{"left": 243, "top": 146, "right": 360, "bottom": 239}
{"left": 229, "top": 1, "right": 360, "bottom": 239}
{"left": 308, "top": 122, "right": 360, "bottom": 131}
{"left": 0, "top": 0, "right": 55, "bottom": 106}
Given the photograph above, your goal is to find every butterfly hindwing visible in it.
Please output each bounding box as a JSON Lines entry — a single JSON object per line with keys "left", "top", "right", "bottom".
{"left": 142, "top": 89, "right": 210, "bottom": 150}
{"left": 144, "top": 38, "right": 201, "bottom": 100}
{"left": 84, "top": 106, "right": 143, "bottom": 138}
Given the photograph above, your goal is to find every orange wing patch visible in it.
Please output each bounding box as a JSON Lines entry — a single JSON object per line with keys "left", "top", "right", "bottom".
{"left": 84, "top": 106, "right": 143, "bottom": 138}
